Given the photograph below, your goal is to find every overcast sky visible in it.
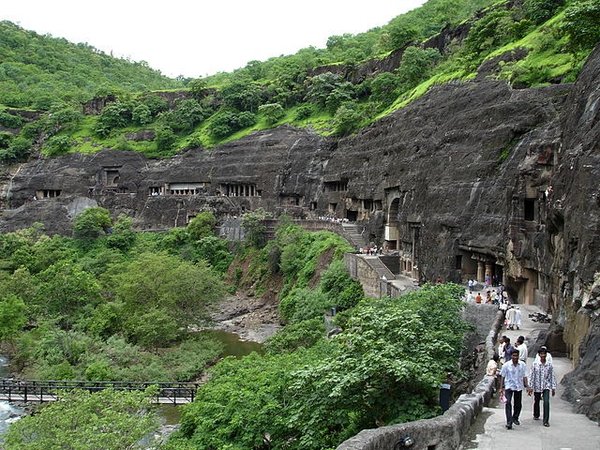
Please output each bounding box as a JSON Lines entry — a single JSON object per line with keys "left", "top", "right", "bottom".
{"left": 2, "top": 0, "right": 426, "bottom": 78}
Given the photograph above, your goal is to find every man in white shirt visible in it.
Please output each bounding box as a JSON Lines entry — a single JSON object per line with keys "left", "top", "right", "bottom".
{"left": 499, "top": 349, "right": 529, "bottom": 429}
{"left": 515, "top": 336, "right": 528, "bottom": 364}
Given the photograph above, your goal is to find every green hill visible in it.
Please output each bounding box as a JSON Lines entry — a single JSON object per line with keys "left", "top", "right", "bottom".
{"left": 0, "top": 20, "right": 181, "bottom": 109}
{"left": 0, "top": 0, "right": 598, "bottom": 162}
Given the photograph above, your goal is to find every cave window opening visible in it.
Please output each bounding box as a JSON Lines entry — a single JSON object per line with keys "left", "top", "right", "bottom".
{"left": 524, "top": 198, "right": 536, "bottom": 221}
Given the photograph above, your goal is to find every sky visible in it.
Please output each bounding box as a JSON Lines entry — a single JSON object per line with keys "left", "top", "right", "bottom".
{"left": 2, "top": 0, "right": 427, "bottom": 79}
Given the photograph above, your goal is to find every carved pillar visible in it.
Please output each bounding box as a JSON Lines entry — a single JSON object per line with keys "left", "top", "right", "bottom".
{"left": 485, "top": 263, "right": 493, "bottom": 285}
{"left": 477, "top": 261, "right": 485, "bottom": 283}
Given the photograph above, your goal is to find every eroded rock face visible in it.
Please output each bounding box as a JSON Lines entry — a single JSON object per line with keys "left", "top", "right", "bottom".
{"left": 1, "top": 45, "right": 599, "bottom": 420}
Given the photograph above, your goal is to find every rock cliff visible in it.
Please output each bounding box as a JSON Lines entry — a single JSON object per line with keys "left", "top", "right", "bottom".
{"left": 1, "top": 45, "right": 599, "bottom": 420}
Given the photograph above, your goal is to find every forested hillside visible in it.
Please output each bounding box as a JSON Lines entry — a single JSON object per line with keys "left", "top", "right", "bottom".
{"left": 0, "top": 20, "right": 181, "bottom": 109}
{"left": 0, "top": 0, "right": 598, "bottom": 162}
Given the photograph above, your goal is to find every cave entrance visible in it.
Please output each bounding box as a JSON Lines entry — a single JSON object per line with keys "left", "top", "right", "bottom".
{"left": 346, "top": 210, "right": 358, "bottom": 222}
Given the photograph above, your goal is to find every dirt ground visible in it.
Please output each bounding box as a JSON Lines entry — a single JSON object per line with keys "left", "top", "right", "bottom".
{"left": 208, "top": 291, "right": 282, "bottom": 343}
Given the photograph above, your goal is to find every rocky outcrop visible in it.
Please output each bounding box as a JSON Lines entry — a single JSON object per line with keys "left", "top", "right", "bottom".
{"left": 1, "top": 45, "right": 599, "bottom": 422}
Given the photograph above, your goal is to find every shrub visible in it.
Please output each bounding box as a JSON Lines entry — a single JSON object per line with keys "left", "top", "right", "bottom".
{"left": 0, "top": 111, "right": 24, "bottom": 128}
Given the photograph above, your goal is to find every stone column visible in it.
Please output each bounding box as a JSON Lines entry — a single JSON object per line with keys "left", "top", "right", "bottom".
{"left": 477, "top": 261, "right": 485, "bottom": 283}
{"left": 485, "top": 263, "right": 493, "bottom": 285}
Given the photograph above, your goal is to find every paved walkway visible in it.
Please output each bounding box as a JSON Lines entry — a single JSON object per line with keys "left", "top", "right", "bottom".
{"left": 461, "top": 300, "right": 600, "bottom": 450}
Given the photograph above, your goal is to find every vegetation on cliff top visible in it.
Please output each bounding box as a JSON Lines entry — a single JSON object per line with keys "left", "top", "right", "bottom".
{"left": 0, "top": 0, "right": 597, "bottom": 161}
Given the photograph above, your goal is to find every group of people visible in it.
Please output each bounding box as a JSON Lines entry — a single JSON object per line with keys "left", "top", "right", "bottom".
{"left": 487, "top": 335, "right": 557, "bottom": 429}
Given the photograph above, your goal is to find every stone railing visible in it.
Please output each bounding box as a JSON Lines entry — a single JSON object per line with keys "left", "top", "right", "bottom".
{"left": 336, "top": 309, "right": 504, "bottom": 450}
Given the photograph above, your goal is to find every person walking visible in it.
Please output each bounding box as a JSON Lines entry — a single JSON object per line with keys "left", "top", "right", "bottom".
{"left": 515, "top": 336, "right": 528, "bottom": 364}
{"left": 528, "top": 347, "right": 557, "bottom": 427}
{"left": 499, "top": 349, "right": 529, "bottom": 429}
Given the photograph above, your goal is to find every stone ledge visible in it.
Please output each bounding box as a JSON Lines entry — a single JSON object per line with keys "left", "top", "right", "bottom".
{"left": 336, "top": 309, "right": 504, "bottom": 450}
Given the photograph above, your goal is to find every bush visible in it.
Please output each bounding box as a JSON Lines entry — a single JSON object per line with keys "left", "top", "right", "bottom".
{"left": 294, "top": 104, "right": 314, "bottom": 120}
{"left": 524, "top": 0, "right": 564, "bottom": 25}
{"left": 155, "top": 125, "right": 176, "bottom": 152}
{"left": 43, "top": 135, "right": 73, "bottom": 156}
{"left": 0, "top": 111, "right": 24, "bottom": 128}
{"left": 333, "top": 102, "right": 363, "bottom": 136}
{"left": 258, "top": 102, "right": 285, "bottom": 125}
{"left": 562, "top": 0, "right": 600, "bottom": 51}
{"left": 73, "top": 207, "right": 112, "bottom": 240}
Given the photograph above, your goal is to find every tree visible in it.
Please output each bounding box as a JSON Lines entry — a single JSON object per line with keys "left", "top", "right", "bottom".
{"left": 187, "top": 211, "right": 217, "bottom": 241}
{"left": 3, "top": 388, "right": 160, "bottom": 450}
{"left": 73, "top": 207, "right": 112, "bottom": 240}
{"left": 524, "top": 0, "right": 564, "bottom": 25}
{"left": 0, "top": 294, "right": 27, "bottom": 341}
{"left": 155, "top": 125, "right": 176, "bottom": 152}
{"left": 333, "top": 102, "right": 363, "bottom": 136}
{"left": 242, "top": 208, "right": 270, "bottom": 248}
{"left": 111, "top": 252, "right": 226, "bottom": 329}
{"left": 369, "top": 72, "right": 401, "bottom": 104}
{"left": 258, "top": 102, "right": 286, "bottom": 125}
{"left": 562, "top": 0, "right": 600, "bottom": 51}
{"left": 396, "top": 46, "right": 442, "bottom": 90}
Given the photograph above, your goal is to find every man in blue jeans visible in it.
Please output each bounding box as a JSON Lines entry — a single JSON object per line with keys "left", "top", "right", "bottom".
{"left": 499, "top": 348, "right": 529, "bottom": 429}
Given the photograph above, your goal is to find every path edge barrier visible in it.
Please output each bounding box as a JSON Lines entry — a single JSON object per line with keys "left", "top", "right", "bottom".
{"left": 336, "top": 309, "right": 504, "bottom": 450}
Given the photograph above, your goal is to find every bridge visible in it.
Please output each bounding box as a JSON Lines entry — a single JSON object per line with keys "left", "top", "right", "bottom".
{"left": 0, "top": 379, "right": 199, "bottom": 405}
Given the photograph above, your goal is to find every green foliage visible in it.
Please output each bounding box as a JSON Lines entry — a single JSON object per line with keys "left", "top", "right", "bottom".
{"left": 221, "top": 80, "right": 264, "bottom": 112}
{"left": 562, "top": 0, "right": 600, "bottom": 51}
{"left": 279, "top": 288, "right": 331, "bottom": 323}
{"left": 42, "top": 135, "right": 73, "bottom": 156}
{"left": 193, "top": 236, "right": 233, "bottom": 272}
{"left": 333, "top": 101, "right": 363, "bottom": 135}
{"left": 0, "top": 293, "right": 27, "bottom": 341}
{"left": 187, "top": 211, "right": 217, "bottom": 240}
{"left": 264, "top": 318, "right": 326, "bottom": 354}
{"left": 3, "top": 388, "right": 160, "bottom": 450}
{"left": 241, "top": 208, "right": 271, "bottom": 248}
{"left": 0, "top": 111, "right": 23, "bottom": 128}
{"left": 176, "top": 284, "right": 469, "bottom": 450}
{"left": 319, "top": 259, "right": 363, "bottom": 310}
{"left": 369, "top": 71, "right": 401, "bottom": 104}
{"left": 35, "top": 261, "right": 102, "bottom": 321}
{"left": 524, "top": 0, "right": 565, "bottom": 25}
{"left": 294, "top": 103, "right": 315, "bottom": 120}
{"left": 0, "top": 135, "right": 32, "bottom": 162}
{"left": 105, "top": 214, "right": 136, "bottom": 251}
{"left": 207, "top": 109, "right": 257, "bottom": 138}
{"left": 258, "top": 102, "right": 286, "bottom": 125}
{"left": 111, "top": 251, "right": 226, "bottom": 331}
{"left": 73, "top": 206, "right": 112, "bottom": 240}
{"left": 0, "top": 21, "right": 180, "bottom": 109}
{"left": 396, "top": 46, "right": 442, "bottom": 89}
{"left": 384, "top": 22, "right": 419, "bottom": 51}
{"left": 161, "top": 98, "right": 208, "bottom": 131}
{"left": 155, "top": 125, "right": 176, "bottom": 152}
{"left": 95, "top": 102, "right": 130, "bottom": 136}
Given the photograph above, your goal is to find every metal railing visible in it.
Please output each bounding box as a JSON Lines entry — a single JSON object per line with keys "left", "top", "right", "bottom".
{"left": 0, "top": 379, "right": 199, "bottom": 405}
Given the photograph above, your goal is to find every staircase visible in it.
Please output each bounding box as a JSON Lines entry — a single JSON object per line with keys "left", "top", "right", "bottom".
{"left": 364, "top": 255, "right": 396, "bottom": 281}
{"left": 341, "top": 222, "right": 368, "bottom": 250}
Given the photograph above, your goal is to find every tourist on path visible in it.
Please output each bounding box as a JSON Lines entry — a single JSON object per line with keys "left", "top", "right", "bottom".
{"left": 505, "top": 306, "right": 517, "bottom": 330}
{"left": 514, "top": 306, "right": 522, "bottom": 330}
{"left": 515, "top": 336, "right": 528, "bottom": 364}
{"left": 528, "top": 347, "right": 557, "bottom": 427}
{"left": 499, "top": 349, "right": 529, "bottom": 429}
{"left": 502, "top": 337, "right": 515, "bottom": 363}
{"left": 533, "top": 345, "right": 553, "bottom": 365}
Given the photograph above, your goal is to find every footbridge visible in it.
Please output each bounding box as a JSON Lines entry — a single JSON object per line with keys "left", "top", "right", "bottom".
{"left": 0, "top": 379, "right": 198, "bottom": 405}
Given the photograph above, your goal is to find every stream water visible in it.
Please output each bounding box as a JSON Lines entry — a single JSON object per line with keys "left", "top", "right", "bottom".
{"left": 0, "top": 356, "right": 24, "bottom": 436}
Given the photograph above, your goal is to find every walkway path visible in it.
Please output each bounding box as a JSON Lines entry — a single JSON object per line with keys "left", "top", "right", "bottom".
{"left": 461, "top": 299, "right": 600, "bottom": 449}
